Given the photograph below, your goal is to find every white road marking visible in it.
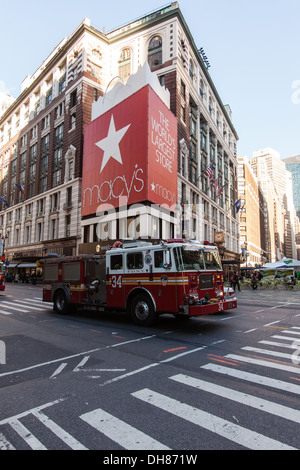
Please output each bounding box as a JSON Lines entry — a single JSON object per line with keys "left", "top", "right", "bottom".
{"left": 0, "top": 309, "right": 13, "bottom": 315}
{"left": 0, "top": 300, "right": 44, "bottom": 311}
{"left": 170, "top": 373, "right": 300, "bottom": 424}
{"left": 201, "top": 363, "right": 300, "bottom": 395}
{"left": 226, "top": 354, "right": 300, "bottom": 374}
{"left": 9, "top": 419, "right": 47, "bottom": 450}
{"left": 80, "top": 408, "right": 169, "bottom": 450}
{"left": 31, "top": 410, "right": 87, "bottom": 450}
{"left": 242, "top": 346, "right": 294, "bottom": 361}
{"left": 0, "top": 433, "right": 15, "bottom": 450}
{"left": 50, "top": 363, "right": 68, "bottom": 379}
{"left": 132, "top": 388, "right": 295, "bottom": 450}
{"left": 0, "top": 302, "right": 29, "bottom": 312}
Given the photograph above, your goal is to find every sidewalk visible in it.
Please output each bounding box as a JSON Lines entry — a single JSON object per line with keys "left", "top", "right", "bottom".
{"left": 232, "top": 286, "right": 300, "bottom": 303}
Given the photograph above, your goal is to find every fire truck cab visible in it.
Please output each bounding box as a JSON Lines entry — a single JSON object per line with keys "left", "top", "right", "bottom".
{"left": 42, "top": 239, "right": 237, "bottom": 326}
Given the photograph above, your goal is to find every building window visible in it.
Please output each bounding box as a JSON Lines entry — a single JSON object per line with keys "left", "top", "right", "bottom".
{"left": 36, "top": 222, "right": 43, "bottom": 242}
{"left": 118, "top": 48, "right": 132, "bottom": 80}
{"left": 40, "top": 176, "right": 47, "bottom": 193}
{"left": 148, "top": 35, "right": 162, "bottom": 69}
{"left": 65, "top": 214, "right": 71, "bottom": 237}
{"left": 41, "top": 134, "right": 49, "bottom": 155}
{"left": 70, "top": 90, "right": 77, "bottom": 108}
{"left": 70, "top": 113, "right": 76, "bottom": 130}
{"left": 59, "top": 75, "right": 66, "bottom": 94}
{"left": 93, "top": 88, "right": 99, "bottom": 102}
{"left": 46, "top": 88, "right": 52, "bottom": 107}
{"left": 55, "top": 124, "right": 64, "bottom": 147}
{"left": 53, "top": 169, "right": 61, "bottom": 187}
{"left": 55, "top": 102, "right": 65, "bottom": 119}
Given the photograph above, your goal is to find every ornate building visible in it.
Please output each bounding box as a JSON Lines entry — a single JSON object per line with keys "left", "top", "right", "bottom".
{"left": 0, "top": 3, "right": 239, "bottom": 267}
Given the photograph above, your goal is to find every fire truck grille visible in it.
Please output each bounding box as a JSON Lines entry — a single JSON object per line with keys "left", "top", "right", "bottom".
{"left": 199, "top": 273, "right": 213, "bottom": 290}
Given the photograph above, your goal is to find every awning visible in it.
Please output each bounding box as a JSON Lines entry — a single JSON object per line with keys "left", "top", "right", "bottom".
{"left": 6, "top": 263, "right": 37, "bottom": 268}
{"left": 17, "top": 263, "right": 37, "bottom": 268}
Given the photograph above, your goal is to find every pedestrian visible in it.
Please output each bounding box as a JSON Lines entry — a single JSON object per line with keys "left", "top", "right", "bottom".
{"left": 232, "top": 271, "right": 240, "bottom": 292}
{"left": 251, "top": 272, "right": 258, "bottom": 289}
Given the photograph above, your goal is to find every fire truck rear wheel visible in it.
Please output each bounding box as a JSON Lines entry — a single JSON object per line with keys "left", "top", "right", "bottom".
{"left": 53, "top": 290, "right": 70, "bottom": 315}
{"left": 130, "top": 293, "right": 157, "bottom": 326}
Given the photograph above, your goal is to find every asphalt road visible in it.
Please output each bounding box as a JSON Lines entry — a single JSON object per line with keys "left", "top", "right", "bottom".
{"left": 0, "top": 283, "right": 299, "bottom": 453}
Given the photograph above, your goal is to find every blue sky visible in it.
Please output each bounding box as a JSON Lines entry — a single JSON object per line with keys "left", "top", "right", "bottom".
{"left": 1, "top": 0, "right": 299, "bottom": 160}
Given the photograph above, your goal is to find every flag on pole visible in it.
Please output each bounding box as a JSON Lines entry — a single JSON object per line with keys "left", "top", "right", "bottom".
{"left": 235, "top": 198, "right": 242, "bottom": 213}
{"left": 217, "top": 183, "right": 227, "bottom": 198}
{"left": 205, "top": 162, "right": 214, "bottom": 182}
{"left": 0, "top": 196, "right": 8, "bottom": 208}
{"left": 214, "top": 177, "right": 219, "bottom": 190}
{"left": 16, "top": 183, "right": 26, "bottom": 195}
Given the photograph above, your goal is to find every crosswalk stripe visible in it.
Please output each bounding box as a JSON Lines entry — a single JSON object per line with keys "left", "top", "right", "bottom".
{"left": 0, "top": 301, "right": 40, "bottom": 311}
{"left": 31, "top": 410, "right": 88, "bottom": 450}
{"left": 281, "top": 330, "right": 300, "bottom": 336}
{"left": 0, "top": 433, "right": 15, "bottom": 450}
{"left": 0, "top": 302, "right": 29, "bottom": 312}
{"left": 80, "top": 408, "right": 170, "bottom": 450}
{"left": 272, "top": 335, "right": 300, "bottom": 342}
{"left": 9, "top": 419, "right": 47, "bottom": 450}
{"left": 132, "top": 388, "right": 295, "bottom": 450}
{"left": 14, "top": 300, "right": 50, "bottom": 310}
{"left": 259, "top": 340, "right": 299, "bottom": 350}
{"left": 226, "top": 353, "right": 300, "bottom": 374}
{"left": 170, "top": 374, "right": 300, "bottom": 424}
{"left": 0, "top": 309, "right": 13, "bottom": 315}
{"left": 242, "top": 346, "right": 294, "bottom": 360}
{"left": 201, "top": 363, "right": 300, "bottom": 395}
{"left": 27, "top": 298, "right": 52, "bottom": 306}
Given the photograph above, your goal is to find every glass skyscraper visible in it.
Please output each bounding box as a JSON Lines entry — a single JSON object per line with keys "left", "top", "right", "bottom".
{"left": 283, "top": 155, "right": 300, "bottom": 217}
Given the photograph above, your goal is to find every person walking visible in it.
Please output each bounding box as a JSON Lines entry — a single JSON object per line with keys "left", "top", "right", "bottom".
{"left": 232, "top": 271, "right": 240, "bottom": 292}
{"left": 251, "top": 272, "right": 258, "bottom": 289}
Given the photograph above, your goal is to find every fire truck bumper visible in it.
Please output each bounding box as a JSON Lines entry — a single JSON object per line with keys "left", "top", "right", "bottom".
{"left": 187, "top": 298, "right": 237, "bottom": 317}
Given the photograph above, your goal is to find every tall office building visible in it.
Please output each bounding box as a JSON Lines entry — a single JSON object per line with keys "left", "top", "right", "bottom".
{"left": 237, "top": 156, "right": 265, "bottom": 265}
{"left": 282, "top": 155, "right": 300, "bottom": 217}
{"left": 250, "top": 148, "right": 297, "bottom": 260}
{"left": 0, "top": 3, "right": 239, "bottom": 268}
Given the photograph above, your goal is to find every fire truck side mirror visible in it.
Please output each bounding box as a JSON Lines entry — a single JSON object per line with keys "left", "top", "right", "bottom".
{"left": 163, "top": 250, "right": 171, "bottom": 269}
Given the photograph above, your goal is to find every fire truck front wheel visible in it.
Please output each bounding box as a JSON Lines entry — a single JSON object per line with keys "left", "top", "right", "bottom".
{"left": 53, "top": 289, "right": 70, "bottom": 315}
{"left": 130, "top": 293, "right": 157, "bottom": 326}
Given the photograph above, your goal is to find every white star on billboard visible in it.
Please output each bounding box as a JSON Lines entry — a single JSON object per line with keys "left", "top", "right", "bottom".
{"left": 96, "top": 115, "right": 131, "bottom": 173}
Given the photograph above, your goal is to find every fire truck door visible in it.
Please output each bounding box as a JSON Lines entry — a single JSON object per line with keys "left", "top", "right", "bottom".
{"left": 108, "top": 253, "right": 125, "bottom": 308}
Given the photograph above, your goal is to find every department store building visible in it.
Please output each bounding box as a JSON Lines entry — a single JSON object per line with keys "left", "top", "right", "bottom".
{"left": 0, "top": 2, "right": 240, "bottom": 268}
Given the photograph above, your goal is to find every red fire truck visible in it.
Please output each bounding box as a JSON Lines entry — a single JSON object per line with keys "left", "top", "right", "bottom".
{"left": 41, "top": 239, "right": 237, "bottom": 326}
{"left": 0, "top": 262, "right": 5, "bottom": 291}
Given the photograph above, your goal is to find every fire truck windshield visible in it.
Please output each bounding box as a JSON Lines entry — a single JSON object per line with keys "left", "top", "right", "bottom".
{"left": 174, "top": 246, "right": 222, "bottom": 271}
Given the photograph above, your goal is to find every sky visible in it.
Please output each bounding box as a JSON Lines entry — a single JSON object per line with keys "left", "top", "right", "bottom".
{"left": 1, "top": 0, "right": 300, "bottom": 160}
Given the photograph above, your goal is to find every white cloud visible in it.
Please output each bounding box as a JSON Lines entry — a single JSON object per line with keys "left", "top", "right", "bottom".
{"left": 0, "top": 80, "right": 11, "bottom": 94}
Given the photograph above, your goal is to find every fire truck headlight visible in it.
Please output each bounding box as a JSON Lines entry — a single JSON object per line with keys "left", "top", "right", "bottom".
{"left": 215, "top": 290, "right": 224, "bottom": 299}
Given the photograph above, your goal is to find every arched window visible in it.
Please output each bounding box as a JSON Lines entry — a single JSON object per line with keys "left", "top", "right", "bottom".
{"left": 148, "top": 35, "right": 162, "bottom": 69}
{"left": 118, "top": 48, "right": 132, "bottom": 79}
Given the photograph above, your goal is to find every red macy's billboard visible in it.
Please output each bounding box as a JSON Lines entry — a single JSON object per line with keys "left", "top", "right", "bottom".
{"left": 82, "top": 85, "right": 177, "bottom": 216}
